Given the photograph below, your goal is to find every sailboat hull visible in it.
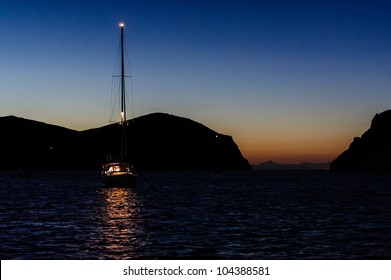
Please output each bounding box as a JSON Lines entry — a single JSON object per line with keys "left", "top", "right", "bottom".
{"left": 102, "top": 162, "right": 137, "bottom": 187}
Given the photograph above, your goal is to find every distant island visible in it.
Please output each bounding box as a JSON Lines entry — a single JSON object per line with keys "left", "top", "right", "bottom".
{"left": 0, "top": 113, "right": 251, "bottom": 171}
{"left": 253, "top": 160, "right": 329, "bottom": 170}
{"left": 330, "top": 110, "right": 391, "bottom": 173}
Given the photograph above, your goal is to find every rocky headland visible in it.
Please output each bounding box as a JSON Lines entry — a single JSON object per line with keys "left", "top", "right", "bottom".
{"left": 0, "top": 113, "right": 251, "bottom": 170}
{"left": 330, "top": 110, "right": 391, "bottom": 172}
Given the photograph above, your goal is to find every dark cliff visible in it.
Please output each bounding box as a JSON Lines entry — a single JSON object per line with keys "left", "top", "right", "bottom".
{"left": 0, "top": 113, "right": 251, "bottom": 170}
{"left": 330, "top": 110, "right": 391, "bottom": 172}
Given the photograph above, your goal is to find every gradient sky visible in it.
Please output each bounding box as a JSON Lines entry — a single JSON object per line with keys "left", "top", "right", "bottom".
{"left": 1, "top": 0, "right": 390, "bottom": 164}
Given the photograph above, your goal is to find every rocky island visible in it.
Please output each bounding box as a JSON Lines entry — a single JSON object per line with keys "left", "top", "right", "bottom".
{"left": 254, "top": 160, "right": 329, "bottom": 170}
{"left": 0, "top": 113, "right": 251, "bottom": 170}
{"left": 330, "top": 110, "right": 391, "bottom": 173}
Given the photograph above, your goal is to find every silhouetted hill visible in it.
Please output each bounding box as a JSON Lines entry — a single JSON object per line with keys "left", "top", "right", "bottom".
{"left": 0, "top": 113, "right": 251, "bottom": 170}
{"left": 254, "top": 160, "right": 329, "bottom": 170}
{"left": 0, "top": 116, "right": 81, "bottom": 169}
{"left": 330, "top": 110, "right": 391, "bottom": 172}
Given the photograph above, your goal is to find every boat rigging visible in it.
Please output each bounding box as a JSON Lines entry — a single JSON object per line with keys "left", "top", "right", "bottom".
{"left": 102, "top": 22, "right": 137, "bottom": 187}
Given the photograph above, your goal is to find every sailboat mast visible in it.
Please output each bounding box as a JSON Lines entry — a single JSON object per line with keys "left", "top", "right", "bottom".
{"left": 119, "top": 22, "right": 127, "bottom": 162}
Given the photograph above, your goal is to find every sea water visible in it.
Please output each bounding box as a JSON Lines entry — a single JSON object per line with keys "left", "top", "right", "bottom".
{"left": 1, "top": 170, "right": 390, "bottom": 259}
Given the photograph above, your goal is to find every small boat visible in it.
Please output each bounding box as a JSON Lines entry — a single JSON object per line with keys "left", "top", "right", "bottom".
{"left": 102, "top": 162, "right": 136, "bottom": 186}
{"left": 102, "top": 22, "right": 137, "bottom": 187}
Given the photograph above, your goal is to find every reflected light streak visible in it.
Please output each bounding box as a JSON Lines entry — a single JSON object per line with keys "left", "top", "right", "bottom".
{"left": 96, "top": 188, "right": 142, "bottom": 259}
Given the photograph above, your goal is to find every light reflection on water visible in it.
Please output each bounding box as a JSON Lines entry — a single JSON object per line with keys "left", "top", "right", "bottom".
{"left": 1, "top": 170, "right": 391, "bottom": 259}
{"left": 95, "top": 188, "right": 143, "bottom": 259}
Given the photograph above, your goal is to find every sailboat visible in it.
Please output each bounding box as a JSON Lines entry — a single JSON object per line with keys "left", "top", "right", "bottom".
{"left": 102, "top": 22, "right": 137, "bottom": 187}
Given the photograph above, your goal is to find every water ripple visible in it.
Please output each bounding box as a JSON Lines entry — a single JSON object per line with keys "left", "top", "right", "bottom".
{"left": 1, "top": 170, "right": 391, "bottom": 259}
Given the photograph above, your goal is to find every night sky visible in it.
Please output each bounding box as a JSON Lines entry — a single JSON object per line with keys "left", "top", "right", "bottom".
{"left": 1, "top": 0, "right": 390, "bottom": 164}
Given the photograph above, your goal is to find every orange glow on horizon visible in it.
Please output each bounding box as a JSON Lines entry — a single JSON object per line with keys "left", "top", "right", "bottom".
{"left": 236, "top": 134, "right": 352, "bottom": 165}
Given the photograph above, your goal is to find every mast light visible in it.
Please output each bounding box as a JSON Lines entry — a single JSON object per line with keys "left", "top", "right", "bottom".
{"left": 119, "top": 22, "right": 125, "bottom": 27}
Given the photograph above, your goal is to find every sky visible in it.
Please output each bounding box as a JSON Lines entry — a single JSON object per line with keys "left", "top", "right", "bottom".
{"left": 1, "top": 0, "right": 390, "bottom": 164}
